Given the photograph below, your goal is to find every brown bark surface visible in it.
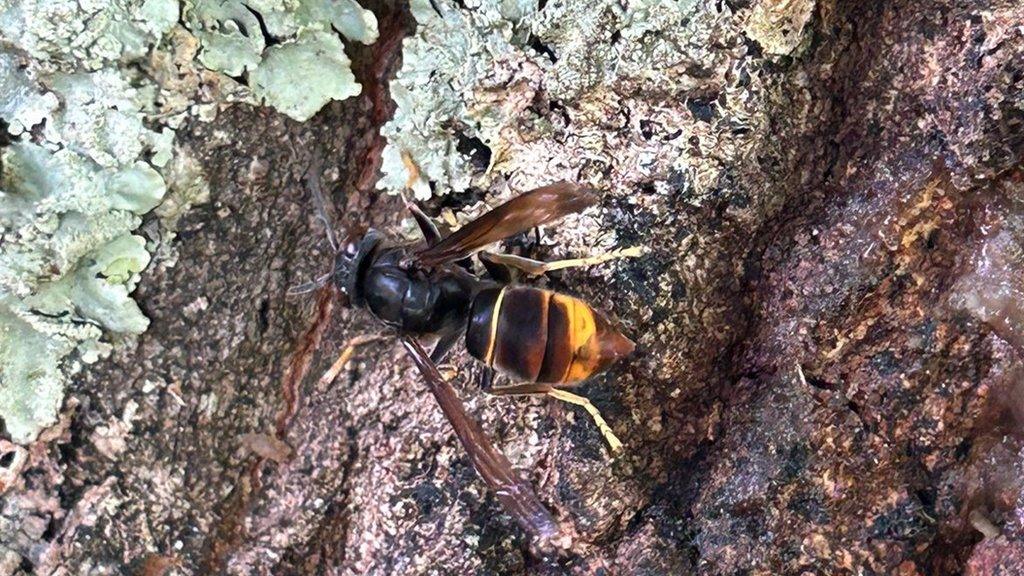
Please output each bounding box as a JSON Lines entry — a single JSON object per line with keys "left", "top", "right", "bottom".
{"left": 4, "top": 0, "right": 1024, "bottom": 574}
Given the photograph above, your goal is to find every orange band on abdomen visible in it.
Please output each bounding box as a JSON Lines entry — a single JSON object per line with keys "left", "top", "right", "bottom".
{"left": 562, "top": 295, "right": 598, "bottom": 383}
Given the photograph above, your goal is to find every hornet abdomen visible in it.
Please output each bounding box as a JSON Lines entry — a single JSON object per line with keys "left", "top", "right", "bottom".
{"left": 466, "top": 286, "right": 634, "bottom": 384}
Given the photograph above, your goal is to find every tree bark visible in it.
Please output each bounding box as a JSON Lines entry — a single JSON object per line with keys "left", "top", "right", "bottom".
{"left": 4, "top": 0, "right": 1024, "bottom": 574}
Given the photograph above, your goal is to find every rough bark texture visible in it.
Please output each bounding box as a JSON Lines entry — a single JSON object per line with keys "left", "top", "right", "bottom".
{"left": 3, "top": 0, "right": 1024, "bottom": 574}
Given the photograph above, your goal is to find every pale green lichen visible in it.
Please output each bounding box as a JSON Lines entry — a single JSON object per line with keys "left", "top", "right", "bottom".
{"left": 0, "top": 0, "right": 184, "bottom": 442}
{"left": 0, "top": 53, "right": 58, "bottom": 136}
{"left": 8, "top": 244, "right": 151, "bottom": 436}
{"left": 378, "top": 0, "right": 728, "bottom": 199}
{"left": 185, "top": 0, "right": 379, "bottom": 121}
{"left": 27, "top": 234, "right": 153, "bottom": 335}
{"left": 249, "top": 30, "right": 361, "bottom": 121}
{"left": 0, "top": 140, "right": 162, "bottom": 441}
{"left": 0, "top": 0, "right": 178, "bottom": 70}
{"left": 0, "top": 143, "right": 159, "bottom": 296}
{"left": 44, "top": 70, "right": 173, "bottom": 169}
{"left": 1, "top": 0, "right": 379, "bottom": 443}
{"left": 379, "top": 0, "right": 537, "bottom": 198}
{"left": 0, "top": 301, "right": 75, "bottom": 445}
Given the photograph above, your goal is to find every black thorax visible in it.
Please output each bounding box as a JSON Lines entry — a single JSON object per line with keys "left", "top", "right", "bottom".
{"left": 355, "top": 245, "right": 479, "bottom": 334}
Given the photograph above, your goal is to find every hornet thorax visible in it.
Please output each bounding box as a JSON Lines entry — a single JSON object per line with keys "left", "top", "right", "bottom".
{"left": 334, "top": 231, "right": 479, "bottom": 334}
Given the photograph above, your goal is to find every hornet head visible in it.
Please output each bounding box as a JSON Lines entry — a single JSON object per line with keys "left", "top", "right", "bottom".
{"left": 333, "top": 229, "right": 383, "bottom": 307}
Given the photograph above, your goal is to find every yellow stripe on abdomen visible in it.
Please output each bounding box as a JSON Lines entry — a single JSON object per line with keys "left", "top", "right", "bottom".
{"left": 483, "top": 286, "right": 507, "bottom": 366}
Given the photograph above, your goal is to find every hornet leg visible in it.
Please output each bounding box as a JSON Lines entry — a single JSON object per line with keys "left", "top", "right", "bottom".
{"left": 484, "top": 382, "right": 623, "bottom": 454}
{"left": 479, "top": 246, "right": 643, "bottom": 278}
{"left": 430, "top": 327, "right": 462, "bottom": 364}
{"left": 478, "top": 366, "right": 496, "bottom": 391}
{"left": 406, "top": 201, "right": 442, "bottom": 246}
{"left": 318, "top": 334, "right": 387, "bottom": 389}
{"left": 479, "top": 252, "right": 515, "bottom": 283}
{"left": 477, "top": 364, "right": 497, "bottom": 391}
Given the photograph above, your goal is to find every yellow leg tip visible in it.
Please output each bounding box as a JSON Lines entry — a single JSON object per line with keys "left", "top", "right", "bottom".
{"left": 606, "top": 433, "right": 625, "bottom": 455}
{"left": 616, "top": 246, "right": 645, "bottom": 258}
{"left": 547, "top": 389, "right": 623, "bottom": 456}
